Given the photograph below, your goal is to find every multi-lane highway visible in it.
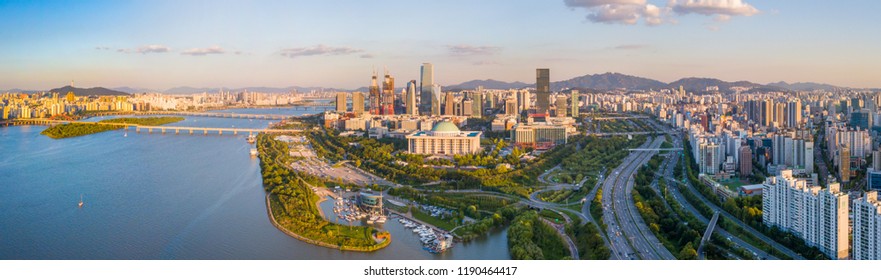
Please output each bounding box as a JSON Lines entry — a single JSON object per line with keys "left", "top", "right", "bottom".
{"left": 601, "top": 136, "right": 675, "bottom": 260}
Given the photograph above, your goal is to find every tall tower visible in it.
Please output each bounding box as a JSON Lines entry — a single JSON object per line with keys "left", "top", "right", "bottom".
{"left": 369, "top": 70, "right": 380, "bottom": 115}
{"left": 406, "top": 80, "right": 418, "bottom": 115}
{"left": 444, "top": 92, "right": 454, "bottom": 116}
{"left": 570, "top": 90, "right": 580, "bottom": 117}
{"left": 472, "top": 89, "right": 483, "bottom": 118}
{"left": 420, "top": 63, "right": 434, "bottom": 115}
{"left": 535, "top": 68, "right": 550, "bottom": 115}
{"left": 381, "top": 69, "right": 395, "bottom": 115}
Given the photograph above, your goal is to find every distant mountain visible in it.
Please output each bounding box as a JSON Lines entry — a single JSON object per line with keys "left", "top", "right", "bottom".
{"left": 162, "top": 86, "right": 350, "bottom": 94}
{"left": 551, "top": 72, "right": 667, "bottom": 91}
{"left": 767, "top": 81, "right": 841, "bottom": 92}
{"left": 112, "top": 87, "right": 157, "bottom": 94}
{"left": 445, "top": 79, "right": 529, "bottom": 90}
{"left": 48, "top": 85, "right": 129, "bottom": 96}
{"left": 668, "top": 77, "right": 782, "bottom": 93}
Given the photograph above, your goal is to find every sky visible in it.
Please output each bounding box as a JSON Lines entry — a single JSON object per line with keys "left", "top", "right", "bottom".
{"left": 1, "top": 0, "right": 879, "bottom": 90}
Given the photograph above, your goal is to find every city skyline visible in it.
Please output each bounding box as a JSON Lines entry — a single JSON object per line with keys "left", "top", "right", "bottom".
{"left": 2, "top": 0, "right": 880, "bottom": 90}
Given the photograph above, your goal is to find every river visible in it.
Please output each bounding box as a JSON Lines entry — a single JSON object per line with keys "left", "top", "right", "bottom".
{"left": 0, "top": 107, "right": 509, "bottom": 260}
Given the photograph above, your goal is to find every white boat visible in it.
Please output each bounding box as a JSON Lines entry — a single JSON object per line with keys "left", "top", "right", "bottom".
{"left": 249, "top": 148, "right": 258, "bottom": 156}
{"left": 78, "top": 194, "right": 84, "bottom": 208}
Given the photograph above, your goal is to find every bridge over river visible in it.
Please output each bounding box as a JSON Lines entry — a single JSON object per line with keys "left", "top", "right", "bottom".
{"left": 3, "top": 118, "right": 304, "bottom": 136}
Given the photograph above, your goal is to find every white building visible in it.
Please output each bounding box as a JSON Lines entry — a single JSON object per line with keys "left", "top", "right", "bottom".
{"left": 853, "top": 191, "right": 881, "bottom": 260}
{"left": 405, "top": 121, "right": 481, "bottom": 155}
{"left": 762, "top": 170, "right": 849, "bottom": 260}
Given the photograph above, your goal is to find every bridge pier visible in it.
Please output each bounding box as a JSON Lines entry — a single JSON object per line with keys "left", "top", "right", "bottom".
{"left": 161, "top": 128, "right": 166, "bottom": 134}
{"left": 189, "top": 129, "right": 194, "bottom": 135}
{"left": 203, "top": 129, "right": 208, "bottom": 135}
{"left": 234, "top": 130, "right": 237, "bottom": 135}
{"left": 148, "top": 128, "right": 153, "bottom": 134}
{"left": 175, "top": 129, "right": 179, "bottom": 135}
{"left": 136, "top": 127, "right": 141, "bottom": 133}
{"left": 219, "top": 130, "right": 223, "bottom": 135}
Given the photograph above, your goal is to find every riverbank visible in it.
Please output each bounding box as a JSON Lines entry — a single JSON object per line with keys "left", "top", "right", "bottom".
{"left": 265, "top": 193, "right": 390, "bottom": 252}
{"left": 257, "top": 133, "right": 390, "bottom": 252}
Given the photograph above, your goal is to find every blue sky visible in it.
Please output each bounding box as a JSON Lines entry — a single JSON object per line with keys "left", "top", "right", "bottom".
{"left": 1, "top": 0, "right": 879, "bottom": 90}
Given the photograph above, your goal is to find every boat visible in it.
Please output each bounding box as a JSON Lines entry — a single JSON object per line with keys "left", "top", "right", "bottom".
{"left": 78, "top": 194, "right": 84, "bottom": 208}
{"left": 247, "top": 134, "right": 256, "bottom": 144}
{"left": 424, "top": 234, "right": 453, "bottom": 254}
{"left": 249, "top": 148, "right": 258, "bottom": 156}
{"left": 123, "top": 132, "right": 127, "bottom": 137}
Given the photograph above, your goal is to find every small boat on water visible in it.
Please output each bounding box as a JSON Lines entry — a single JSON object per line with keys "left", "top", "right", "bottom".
{"left": 249, "top": 148, "right": 258, "bottom": 156}
{"left": 78, "top": 194, "right": 84, "bottom": 208}
{"left": 247, "top": 134, "right": 256, "bottom": 144}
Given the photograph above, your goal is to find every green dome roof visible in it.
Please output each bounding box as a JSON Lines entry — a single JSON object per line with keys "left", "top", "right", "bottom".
{"left": 431, "top": 121, "right": 460, "bottom": 132}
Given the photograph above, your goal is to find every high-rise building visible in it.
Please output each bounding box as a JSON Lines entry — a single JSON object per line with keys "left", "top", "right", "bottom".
{"left": 762, "top": 170, "right": 849, "bottom": 259}
{"left": 420, "top": 63, "right": 434, "bottom": 116}
{"left": 505, "top": 97, "right": 518, "bottom": 116}
{"left": 381, "top": 70, "right": 395, "bottom": 115}
{"left": 869, "top": 151, "right": 881, "bottom": 190}
{"left": 570, "top": 90, "right": 579, "bottom": 117}
{"left": 444, "top": 92, "right": 454, "bottom": 116}
{"left": 555, "top": 95, "right": 567, "bottom": 118}
{"left": 335, "top": 92, "right": 347, "bottom": 112}
{"left": 406, "top": 80, "right": 418, "bottom": 115}
{"left": 840, "top": 146, "right": 850, "bottom": 183}
{"left": 739, "top": 146, "right": 752, "bottom": 178}
{"left": 352, "top": 92, "right": 365, "bottom": 116}
{"left": 535, "top": 68, "right": 550, "bottom": 114}
{"left": 472, "top": 90, "right": 483, "bottom": 118}
{"left": 518, "top": 90, "right": 530, "bottom": 111}
{"left": 853, "top": 191, "right": 881, "bottom": 260}
{"left": 369, "top": 71, "right": 381, "bottom": 115}
{"left": 431, "top": 84, "right": 442, "bottom": 116}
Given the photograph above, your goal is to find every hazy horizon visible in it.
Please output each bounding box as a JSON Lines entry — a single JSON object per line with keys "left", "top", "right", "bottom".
{"left": 2, "top": 0, "right": 879, "bottom": 90}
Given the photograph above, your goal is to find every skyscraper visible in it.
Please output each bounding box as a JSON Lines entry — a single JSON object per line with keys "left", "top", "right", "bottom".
{"left": 381, "top": 70, "right": 395, "bottom": 115}
{"left": 420, "top": 63, "right": 434, "bottom": 116}
{"left": 406, "top": 80, "right": 418, "bottom": 115}
{"left": 570, "top": 90, "right": 579, "bottom": 117}
{"left": 472, "top": 90, "right": 483, "bottom": 118}
{"left": 841, "top": 145, "right": 851, "bottom": 183}
{"left": 431, "top": 84, "right": 442, "bottom": 116}
{"left": 535, "top": 68, "right": 550, "bottom": 114}
{"left": 352, "top": 91, "right": 365, "bottom": 117}
{"left": 444, "top": 91, "right": 454, "bottom": 116}
{"left": 335, "top": 92, "right": 347, "bottom": 112}
{"left": 369, "top": 71, "right": 380, "bottom": 115}
{"left": 555, "top": 95, "right": 567, "bottom": 118}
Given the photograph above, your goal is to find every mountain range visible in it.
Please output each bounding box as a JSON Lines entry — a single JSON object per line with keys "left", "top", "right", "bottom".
{"left": 5, "top": 73, "right": 862, "bottom": 95}
{"left": 48, "top": 86, "right": 129, "bottom": 96}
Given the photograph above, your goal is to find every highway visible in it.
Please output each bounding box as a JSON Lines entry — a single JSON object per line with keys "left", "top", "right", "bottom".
{"left": 601, "top": 136, "right": 675, "bottom": 260}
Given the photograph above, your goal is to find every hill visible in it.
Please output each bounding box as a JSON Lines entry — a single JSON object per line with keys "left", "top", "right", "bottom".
{"left": 445, "top": 79, "right": 529, "bottom": 91}
{"left": 766, "top": 81, "right": 841, "bottom": 92}
{"left": 551, "top": 72, "right": 667, "bottom": 91}
{"left": 668, "top": 77, "right": 783, "bottom": 93}
{"left": 48, "top": 86, "right": 129, "bottom": 96}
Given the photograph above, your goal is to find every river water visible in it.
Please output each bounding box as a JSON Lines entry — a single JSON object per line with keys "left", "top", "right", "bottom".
{"left": 0, "top": 107, "right": 509, "bottom": 260}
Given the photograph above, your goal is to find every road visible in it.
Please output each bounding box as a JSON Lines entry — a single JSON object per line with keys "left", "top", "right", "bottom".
{"left": 601, "top": 136, "right": 675, "bottom": 260}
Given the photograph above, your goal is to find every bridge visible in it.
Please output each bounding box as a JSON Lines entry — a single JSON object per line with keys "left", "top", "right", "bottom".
{"left": 2, "top": 119, "right": 303, "bottom": 135}
{"left": 87, "top": 111, "right": 299, "bottom": 120}
{"left": 697, "top": 211, "right": 720, "bottom": 259}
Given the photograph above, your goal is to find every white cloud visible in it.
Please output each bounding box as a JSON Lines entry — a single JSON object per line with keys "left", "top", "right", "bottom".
{"left": 116, "top": 44, "right": 171, "bottom": 54}
{"left": 280, "top": 45, "right": 363, "bottom": 58}
{"left": 448, "top": 45, "right": 502, "bottom": 56}
{"left": 565, "top": 0, "right": 759, "bottom": 26}
{"left": 669, "top": 0, "right": 759, "bottom": 17}
{"left": 565, "top": 0, "right": 669, "bottom": 26}
{"left": 181, "top": 46, "right": 225, "bottom": 56}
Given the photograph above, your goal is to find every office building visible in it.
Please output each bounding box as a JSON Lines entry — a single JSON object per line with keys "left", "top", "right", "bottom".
{"left": 405, "top": 121, "right": 482, "bottom": 155}
{"left": 431, "top": 84, "right": 442, "bottom": 116}
{"left": 853, "top": 191, "right": 881, "bottom": 260}
{"left": 535, "top": 68, "right": 550, "bottom": 114}
{"left": 555, "top": 95, "right": 567, "bottom": 118}
{"left": 868, "top": 151, "right": 881, "bottom": 190}
{"left": 335, "top": 92, "right": 347, "bottom": 112}
{"left": 406, "top": 80, "right": 418, "bottom": 115}
{"left": 472, "top": 90, "right": 483, "bottom": 118}
{"left": 840, "top": 146, "right": 850, "bottom": 183}
{"left": 570, "top": 90, "right": 579, "bottom": 117}
{"left": 352, "top": 92, "right": 365, "bottom": 117}
{"left": 762, "top": 170, "right": 849, "bottom": 259}
{"left": 444, "top": 92, "right": 454, "bottom": 116}
{"left": 420, "top": 63, "right": 434, "bottom": 116}
{"left": 511, "top": 123, "right": 567, "bottom": 150}
{"left": 739, "top": 146, "right": 752, "bottom": 178}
